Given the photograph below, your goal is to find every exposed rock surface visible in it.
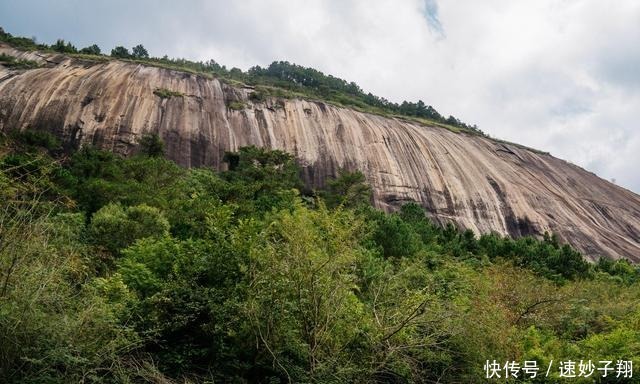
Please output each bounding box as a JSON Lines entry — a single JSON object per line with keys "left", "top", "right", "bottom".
{"left": 1, "top": 43, "right": 639, "bottom": 261}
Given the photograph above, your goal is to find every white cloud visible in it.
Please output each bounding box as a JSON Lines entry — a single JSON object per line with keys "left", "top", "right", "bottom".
{"left": 1, "top": 0, "right": 639, "bottom": 192}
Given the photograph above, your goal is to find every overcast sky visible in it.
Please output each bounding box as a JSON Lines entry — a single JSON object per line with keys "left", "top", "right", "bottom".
{"left": 2, "top": 0, "right": 639, "bottom": 193}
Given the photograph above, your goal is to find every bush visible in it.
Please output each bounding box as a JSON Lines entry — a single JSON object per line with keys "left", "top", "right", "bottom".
{"left": 1, "top": 141, "right": 639, "bottom": 382}
{"left": 321, "top": 169, "right": 371, "bottom": 208}
{"left": 9, "top": 129, "right": 61, "bottom": 151}
{"left": 52, "top": 38, "right": 77, "bottom": 53}
{"left": 248, "top": 90, "right": 266, "bottom": 102}
{"left": 79, "top": 44, "right": 101, "bottom": 55}
{"left": 138, "top": 133, "right": 165, "bottom": 157}
{"left": 111, "top": 46, "right": 130, "bottom": 58}
{"left": 153, "top": 87, "right": 184, "bottom": 99}
{"left": 131, "top": 44, "right": 149, "bottom": 59}
{"left": 0, "top": 53, "right": 41, "bottom": 69}
{"left": 89, "top": 203, "right": 170, "bottom": 254}
{"left": 228, "top": 101, "right": 246, "bottom": 110}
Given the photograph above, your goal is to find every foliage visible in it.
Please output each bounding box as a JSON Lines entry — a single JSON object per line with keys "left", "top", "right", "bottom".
{"left": 0, "top": 136, "right": 638, "bottom": 382}
{"left": 153, "top": 87, "right": 184, "bottom": 99}
{"left": 89, "top": 203, "right": 170, "bottom": 254}
{"left": 243, "top": 61, "right": 482, "bottom": 133}
{"left": 228, "top": 100, "right": 246, "bottom": 110}
{"left": 0, "top": 30, "right": 44, "bottom": 50}
{"left": 0, "top": 53, "right": 41, "bottom": 69}
{"left": 221, "top": 145, "right": 302, "bottom": 214}
{"left": 138, "top": 133, "right": 165, "bottom": 157}
{"left": 110, "top": 45, "right": 130, "bottom": 58}
{"left": 248, "top": 90, "right": 267, "bottom": 102}
{"left": 131, "top": 44, "right": 149, "bottom": 59}
{"left": 80, "top": 44, "right": 101, "bottom": 55}
{"left": 8, "top": 129, "right": 61, "bottom": 151}
{"left": 52, "top": 38, "right": 77, "bottom": 53}
{"left": 321, "top": 169, "right": 372, "bottom": 209}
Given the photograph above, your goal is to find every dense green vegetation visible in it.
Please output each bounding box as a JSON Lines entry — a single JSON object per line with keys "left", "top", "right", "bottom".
{"left": 0, "top": 130, "right": 638, "bottom": 383}
{"left": 0, "top": 27, "right": 482, "bottom": 135}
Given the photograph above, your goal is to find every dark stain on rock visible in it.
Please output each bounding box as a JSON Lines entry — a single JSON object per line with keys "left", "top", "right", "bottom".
{"left": 81, "top": 95, "right": 94, "bottom": 107}
{"left": 441, "top": 185, "right": 456, "bottom": 216}
{"left": 487, "top": 176, "right": 537, "bottom": 237}
{"left": 315, "top": 101, "right": 327, "bottom": 114}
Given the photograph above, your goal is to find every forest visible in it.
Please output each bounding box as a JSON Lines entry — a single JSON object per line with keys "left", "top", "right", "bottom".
{"left": 0, "top": 130, "right": 638, "bottom": 383}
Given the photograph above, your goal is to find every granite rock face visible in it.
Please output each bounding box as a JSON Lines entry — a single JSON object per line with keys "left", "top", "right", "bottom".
{"left": 1, "top": 43, "right": 639, "bottom": 261}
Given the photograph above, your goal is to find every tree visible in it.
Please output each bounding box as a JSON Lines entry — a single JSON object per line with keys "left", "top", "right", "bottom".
{"left": 80, "top": 44, "right": 101, "bottom": 55}
{"left": 321, "top": 169, "right": 372, "bottom": 209}
{"left": 89, "top": 203, "right": 170, "bottom": 254}
{"left": 246, "top": 204, "right": 368, "bottom": 381}
{"left": 52, "top": 39, "right": 77, "bottom": 53}
{"left": 131, "top": 44, "right": 149, "bottom": 59}
{"left": 371, "top": 211, "right": 423, "bottom": 259}
{"left": 110, "top": 46, "right": 130, "bottom": 58}
{"left": 222, "top": 146, "right": 302, "bottom": 213}
{"left": 138, "top": 133, "right": 164, "bottom": 157}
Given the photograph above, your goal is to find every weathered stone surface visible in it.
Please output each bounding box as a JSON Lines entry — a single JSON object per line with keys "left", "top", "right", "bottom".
{"left": 1, "top": 43, "right": 639, "bottom": 261}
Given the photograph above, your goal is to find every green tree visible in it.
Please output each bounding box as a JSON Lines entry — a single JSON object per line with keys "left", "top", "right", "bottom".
{"left": 110, "top": 46, "right": 130, "bottom": 58}
{"left": 79, "top": 44, "right": 101, "bottom": 55}
{"left": 370, "top": 211, "right": 423, "bottom": 259}
{"left": 246, "top": 203, "right": 368, "bottom": 382}
{"left": 89, "top": 203, "right": 170, "bottom": 254}
{"left": 222, "top": 146, "right": 302, "bottom": 213}
{"left": 138, "top": 133, "right": 164, "bottom": 157}
{"left": 131, "top": 44, "right": 149, "bottom": 58}
{"left": 322, "top": 169, "right": 372, "bottom": 209}
{"left": 52, "top": 38, "right": 77, "bottom": 53}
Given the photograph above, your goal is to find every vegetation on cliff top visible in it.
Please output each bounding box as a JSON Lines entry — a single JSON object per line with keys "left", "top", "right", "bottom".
{"left": 0, "top": 129, "right": 638, "bottom": 383}
{"left": 0, "top": 27, "right": 483, "bottom": 136}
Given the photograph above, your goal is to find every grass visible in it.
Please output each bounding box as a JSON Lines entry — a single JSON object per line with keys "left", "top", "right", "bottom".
{"left": 153, "top": 88, "right": 184, "bottom": 99}
{"left": 228, "top": 101, "right": 247, "bottom": 111}
{"left": 68, "top": 53, "right": 112, "bottom": 63}
{"left": 0, "top": 53, "right": 41, "bottom": 69}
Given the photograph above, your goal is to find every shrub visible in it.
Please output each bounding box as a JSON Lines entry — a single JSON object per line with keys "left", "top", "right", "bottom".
{"left": 52, "top": 38, "right": 77, "bottom": 53}
{"left": 248, "top": 90, "right": 266, "bottom": 102}
{"left": 153, "top": 87, "right": 184, "bottom": 99}
{"left": 0, "top": 53, "right": 41, "bottom": 69}
{"left": 131, "top": 44, "right": 149, "bottom": 59}
{"left": 138, "top": 133, "right": 165, "bottom": 157}
{"left": 9, "top": 129, "right": 61, "bottom": 151}
{"left": 79, "top": 44, "right": 101, "bottom": 55}
{"left": 228, "top": 101, "right": 246, "bottom": 110}
{"left": 111, "top": 46, "right": 130, "bottom": 58}
{"left": 89, "top": 203, "right": 170, "bottom": 254}
{"left": 321, "top": 169, "right": 372, "bottom": 208}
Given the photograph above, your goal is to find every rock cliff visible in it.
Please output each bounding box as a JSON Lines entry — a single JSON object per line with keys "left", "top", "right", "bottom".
{"left": 1, "top": 43, "right": 639, "bottom": 261}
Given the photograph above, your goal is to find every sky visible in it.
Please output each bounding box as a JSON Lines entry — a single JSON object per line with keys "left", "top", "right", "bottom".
{"left": 1, "top": 0, "right": 639, "bottom": 193}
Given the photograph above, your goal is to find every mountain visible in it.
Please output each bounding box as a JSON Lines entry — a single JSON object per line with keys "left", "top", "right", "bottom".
{"left": 1, "top": 42, "right": 639, "bottom": 261}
